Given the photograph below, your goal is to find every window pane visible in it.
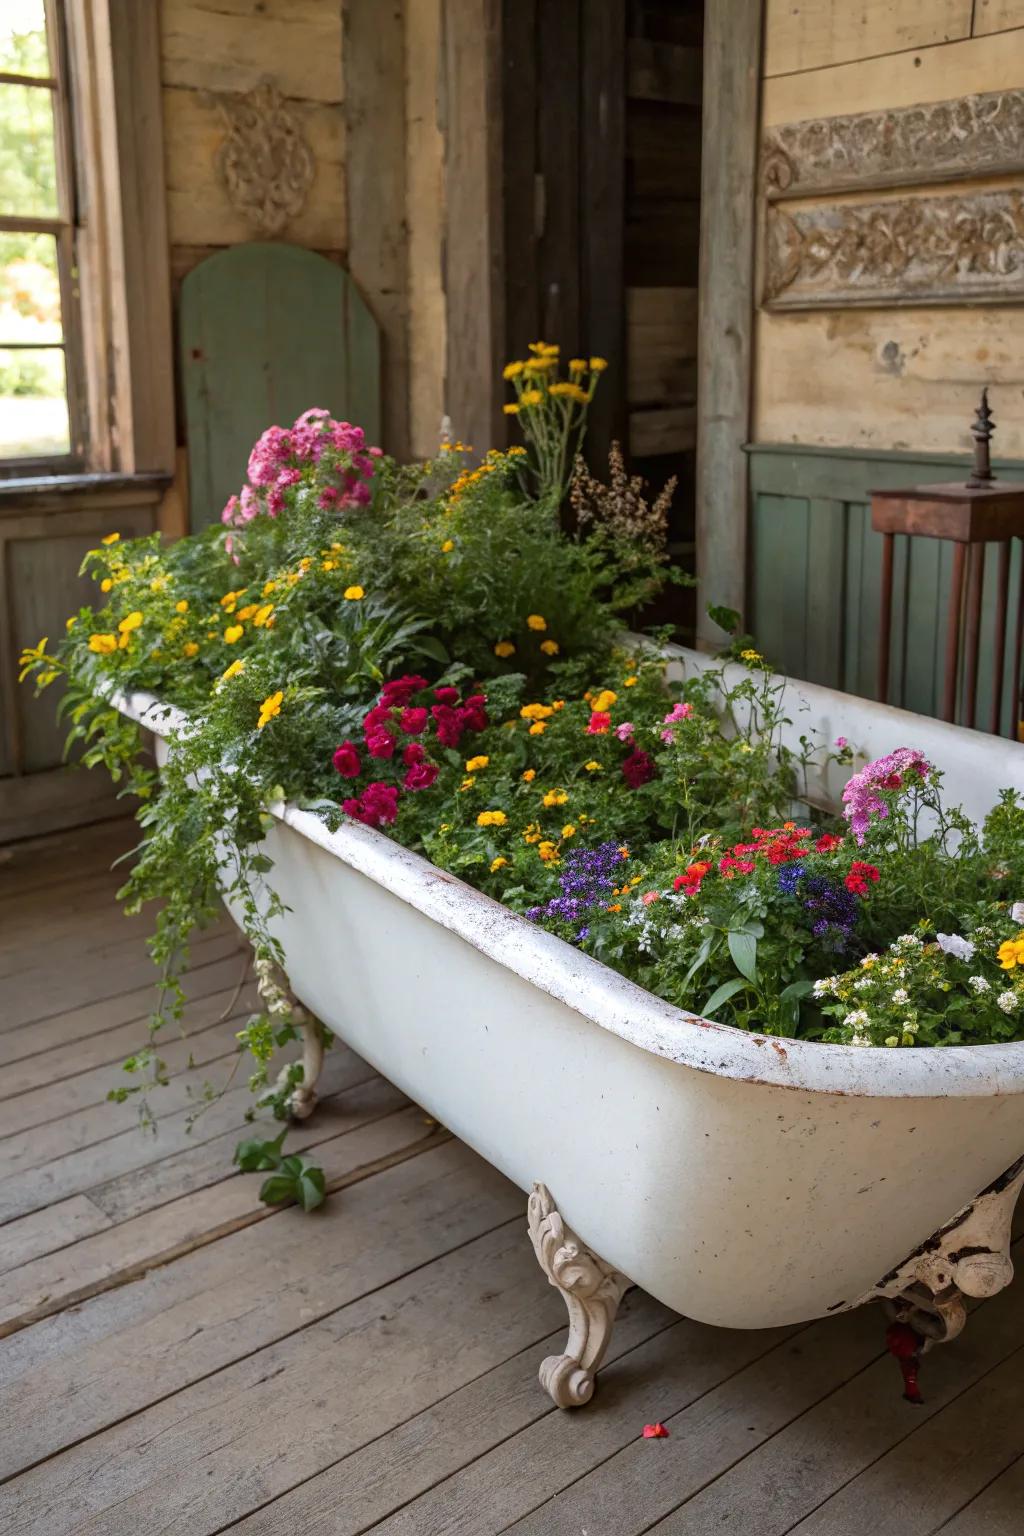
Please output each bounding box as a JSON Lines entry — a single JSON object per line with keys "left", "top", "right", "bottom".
{"left": 0, "top": 1, "right": 49, "bottom": 78}
{"left": 0, "top": 229, "right": 62, "bottom": 342}
{"left": 0, "top": 345, "right": 69, "bottom": 458}
{"left": 0, "top": 81, "right": 59, "bottom": 218}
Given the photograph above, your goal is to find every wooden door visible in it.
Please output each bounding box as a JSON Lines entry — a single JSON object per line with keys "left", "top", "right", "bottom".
{"left": 180, "top": 244, "right": 381, "bottom": 529}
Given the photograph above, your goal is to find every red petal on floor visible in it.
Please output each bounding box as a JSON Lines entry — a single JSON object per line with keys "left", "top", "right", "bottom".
{"left": 642, "top": 1422, "right": 670, "bottom": 1438}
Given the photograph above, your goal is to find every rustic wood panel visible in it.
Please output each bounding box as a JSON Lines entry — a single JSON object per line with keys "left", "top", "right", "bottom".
{"left": 764, "top": 0, "right": 972, "bottom": 78}
{"left": 627, "top": 38, "right": 701, "bottom": 104}
{"left": 345, "top": 0, "right": 410, "bottom": 459}
{"left": 762, "top": 28, "right": 1024, "bottom": 125}
{"left": 162, "top": 85, "right": 346, "bottom": 250}
{"left": 626, "top": 100, "right": 702, "bottom": 202}
{"left": 630, "top": 406, "right": 697, "bottom": 457}
{"left": 974, "top": 0, "right": 1024, "bottom": 35}
{"left": 160, "top": 0, "right": 343, "bottom": 102}
{"left": 754, "top": 307, "right": 1024, "bottom": 457}
{"left": 695, "top": 0, "right": 762, "bottom": 646}
{"left": 627, "top": 286, "right": 697, "bottom": 405}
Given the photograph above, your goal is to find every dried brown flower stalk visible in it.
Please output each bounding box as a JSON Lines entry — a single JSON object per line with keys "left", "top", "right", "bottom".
{"left": 569, "top": 443, "right": 675, "bottom": 560}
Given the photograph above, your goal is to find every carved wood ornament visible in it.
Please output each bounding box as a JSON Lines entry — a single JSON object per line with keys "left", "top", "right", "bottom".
{"left": 211, "top": 80, "right": 315, "bottom": 236}
{"left": 763, "top": 87, "right": 1024, "bottom": 200}
{"left": 765, "top": 188, "right": 1024, "bottom": 308}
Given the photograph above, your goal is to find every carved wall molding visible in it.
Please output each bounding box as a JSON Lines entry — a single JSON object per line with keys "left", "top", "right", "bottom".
{"left": 208, "top": 80, "right": 315, "bottom": 236}
{"left": 764, "top": 187, "right": 1024, "bottom": 309}
{"left": 763, "top": 87, "right": 1024, "bottom": 200}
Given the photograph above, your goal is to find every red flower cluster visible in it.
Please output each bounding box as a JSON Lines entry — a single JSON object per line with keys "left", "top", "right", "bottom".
{"left": 334, "top": 675, "right": 488, "bottom": 827}
{"left": 844, "top": 860, "right": 880, "bottom": 896}
{"left": 673, "top": 860, "right": 712, "bottom": 896}
{"left": 621, "top": 749, "right": 656, "bottom": 789}
{"left": 732, "top": 824, "right": 813, "bottom": 865}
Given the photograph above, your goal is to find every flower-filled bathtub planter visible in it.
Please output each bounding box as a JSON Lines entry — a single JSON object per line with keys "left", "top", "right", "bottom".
{"left": 20, "top": 376, "right": 1024, "bottom": 1410}
{"left": 114, "top": 654, "right": 1024, "bottom": 1408}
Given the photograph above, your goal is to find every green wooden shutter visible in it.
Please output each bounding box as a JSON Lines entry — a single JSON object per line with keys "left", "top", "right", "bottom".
{"left": 180, "top": 244, "right": 381, "bottom": 530}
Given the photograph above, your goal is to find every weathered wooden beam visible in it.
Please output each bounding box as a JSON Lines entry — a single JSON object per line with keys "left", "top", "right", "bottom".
{"left": 695, "top": 0, "right": 763, "bottom": 647}
{"left": 440, "top": 0, "right": 504, "bottom": 455}
{"left": 344, "top": 0, "right": 411, "bottom": 461}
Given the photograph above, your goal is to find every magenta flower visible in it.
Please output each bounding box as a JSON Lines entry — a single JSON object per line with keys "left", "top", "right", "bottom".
{"left": 841, "top": 747, "right": 932, "bottom": 844}
{"left": 332, "top": 742, "right": 361, "bottom": 778}
{"left": 615, "top": 721, "right": 635, "bottom": 743}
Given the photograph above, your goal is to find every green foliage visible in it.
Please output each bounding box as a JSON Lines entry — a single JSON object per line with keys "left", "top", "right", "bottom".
{"left": 234, "top": 1130, "right": 326, "bottom": 1211}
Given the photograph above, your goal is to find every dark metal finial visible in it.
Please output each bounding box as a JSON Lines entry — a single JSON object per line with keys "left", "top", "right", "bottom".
{"left": 968, "top": 387, "right": 995, "bottom": 487}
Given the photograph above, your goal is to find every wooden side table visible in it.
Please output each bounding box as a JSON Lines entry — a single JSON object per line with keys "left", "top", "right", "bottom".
{"left": 871, "top": 393, "right": 1024, "bottom": 735}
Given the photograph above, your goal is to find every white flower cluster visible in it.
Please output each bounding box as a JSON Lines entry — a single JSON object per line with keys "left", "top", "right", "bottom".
{"left": 969, "top": 975, "right": 991, "bottom": 994}
{"left": 813, "top": 976, "right": 837, "bottom": 997}
{"left": 997, "top": 991, "right": 1021, "bottom": 1015}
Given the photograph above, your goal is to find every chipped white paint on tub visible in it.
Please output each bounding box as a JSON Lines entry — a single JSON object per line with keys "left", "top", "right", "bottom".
{"left": 114, "top": 653, "right": 1024, "bottom": 1349}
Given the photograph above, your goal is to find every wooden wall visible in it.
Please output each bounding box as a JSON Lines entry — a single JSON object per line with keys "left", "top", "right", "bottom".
{"left": 755, "top": 2, "right": 1024, "bottom": 457}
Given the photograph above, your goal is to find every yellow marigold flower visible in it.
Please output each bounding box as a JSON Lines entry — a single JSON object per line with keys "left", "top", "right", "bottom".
{"left": 222, "top": 658, "right": 244, "bottom": 680}
{"left": 322, "top": 559, "right": 337, "bottom": 572}
{"left": 220, "top": 589, "right": 245, "bottom": 610}
{"left": 584, "top": 760, "right": 602, "bottom": 772}
{"left": 253, "top": 603, "right": 274, "bottom": 627}
{"left": 257, "top": 691, "right": 284, "bottom": 729}
{"left": 490, "top": 856, "right": 508, "bottom": 872}
{"left": 540, "top": 639, "right": 560, "bottom": 656}
{"left": 998, "top": 937, "right": 1024, "bottom": 970}
{"left": 298, "top": 557, "right": 313, "bottom": 571}
{"left": 542, "top": 789, "right": 568, "bottom": 808}
{"left": 562, "top": 824, "right": 576, "bottom": 839}
{"left": 589, "top": 357, "right": 608, "bottom": 371}
{"left": 100, "top": 578, "right": 113, "bottom": 593}
{"left": 118, "top": 611, "right": 143, "bottom": 634}
{"left": 624, "top": 675, "right": 638, "bottom": 687}
{"left": 527, "top": 341, "right": 547, "bottom": 354}
{"left": 618, "top": 845, "right": 630, "bottom": 858}
{"left": 101, "top": 531, "right": 120, "bottom": 545}
{"left": 502, "top": 403, "right": 520, "bottom": 415}
{"left": 508, "top": 445, "right": 527, "bottom": 456}
{"left": 569, "top": 358, "right": 587, "bottom": 373}
{"left": 522, "top": 768, "right": 536, "bottom": 782}
{"left": 529, "top": 721, "right": 546, "bottom": 736}
{"left": 344, "top": 585, "right": 364, "bottom": 601}
{"left": 263, "top": 580, "right": 277, "bottom": 596}
{"left": 592, "top": 689, "right": 617, "bottom": 712}
{"left": 520, "top": 702, "right": 554, "bottom": 720}
{"left": 551, "top": 699, "right": 565, "bottom": 711}
{"left": 607, "top": 902, "right": 622, "bottom": 913}
{"left": 740, "top": 648, "right": 763, "bottom": 663}
{"left": 466, "top": 755, "right": 489, "bottom": 772}
{"left": 527, "top": 614, "right": 547, "bottom": 631}
{"left": 520, "top": 389, "right": 543, "bottom": 407}
{"left": 460, "top": 777, "right": 476, "bottom": 791}
{"left": 237, "top": 603, "right": 259, "bottom": 621}
{"left": 224, "top": 624, "right": 244, "bottom": 644}
{"left": 150, "top": 577, "right": 167, "bottom": 593}
{"left": 441, "top": 539, "right": 455, "bottom": 553}
{"left": 477, "top": 810, "right": 508, "bottom": 827}
{"left": 548, "top": 381, "right": 575, "bottom": 397}
{"left": 538, "top": 841, "right": 559, "bottom": 862}
{"left": 541, "top": 343, "right": 559, "bottom": 355}
{"left": 184, "top": 641, "right": 200, "bottom": 658}
{"left": 503, "top": 360, "right": 525, "bottom": 379}
{"left": 494, "top": 641, "right": 516, "bottom": 658}
{"left": 88, "top": 633, "right": 118, "bottom": 654}
{"left": 175, "top": 600, "right": 189, "bottom": 614}
{"left": 523, "top": 822, "right": 541, "bottom": 843}
{"left": 65, "top": 615, "right": 77, "bottom": 631}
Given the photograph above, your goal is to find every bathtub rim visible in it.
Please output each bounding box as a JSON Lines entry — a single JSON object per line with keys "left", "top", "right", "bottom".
{"left": 111, "top": 682, "right": 1024, "bottom": 1102}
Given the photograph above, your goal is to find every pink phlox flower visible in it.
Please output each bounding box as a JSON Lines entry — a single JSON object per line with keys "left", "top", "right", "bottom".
{"left": 841, "top": 747, "right": 932, "bottom": 845}
{"left": 615, "top": 721, "right": 635, "bottom": 743}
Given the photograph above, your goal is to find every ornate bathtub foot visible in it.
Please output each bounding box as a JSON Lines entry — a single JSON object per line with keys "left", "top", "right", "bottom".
{"left": 867, "top": 1155, "right": 1024, "bottom": 1362}
{"left": 527, "top": 1183, "right": 631, "bottom": 1408}
{"left": 274, "top": 1007, "right": 325, "bottom": 1120}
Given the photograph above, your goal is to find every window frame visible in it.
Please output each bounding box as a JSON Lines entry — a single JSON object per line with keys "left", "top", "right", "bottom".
{"left": 0, "top": 0, "right": 88, "bottom": 478}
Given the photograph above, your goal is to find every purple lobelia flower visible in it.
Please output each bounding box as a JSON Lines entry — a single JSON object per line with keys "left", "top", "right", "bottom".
{"left": 526, "top": 840, "right": 626, "bottom": 941}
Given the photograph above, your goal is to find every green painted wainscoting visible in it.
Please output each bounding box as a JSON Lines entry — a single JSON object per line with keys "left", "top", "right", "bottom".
{"left": 747, "top": 445, "right": 1024, "bottom": 735}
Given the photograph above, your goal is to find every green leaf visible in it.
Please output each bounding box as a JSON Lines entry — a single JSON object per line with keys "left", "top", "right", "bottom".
{"left": 706, "top": 604, "right": 741, "bottom": 636}
{"left": 727, "top": 928, "right": 758, "bottom": 983}
{"left": 412, "top": 634, "right": 450, "bottom": 665}
{"left": 233, "top": 1127, "right": 287, "bottom": 1171}
{"left": 257, "top": 1155, "right": 326, "bottom": 1212}
{"left": 682, "top": 932, "right": 714, "bottom": 988}
{"left": 700, "top": 977, "right": 749, "bottom": 1019}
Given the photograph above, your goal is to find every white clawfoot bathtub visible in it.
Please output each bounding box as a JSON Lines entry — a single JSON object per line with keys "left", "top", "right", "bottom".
{"left": 117, "top": 652, "right": 1024, "bottom": 1407}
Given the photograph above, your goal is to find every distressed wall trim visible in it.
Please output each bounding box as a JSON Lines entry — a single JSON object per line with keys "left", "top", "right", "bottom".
{"left": 764, "top": 187, "right": 1024, "bottom": 309}
{"left": 763, "top": 88, "right": 1024, "bottom": 200}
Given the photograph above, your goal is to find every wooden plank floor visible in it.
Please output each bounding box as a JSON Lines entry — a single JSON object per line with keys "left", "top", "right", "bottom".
{"left": 2, "top": 821, "right": 1024, "bottom": 1534}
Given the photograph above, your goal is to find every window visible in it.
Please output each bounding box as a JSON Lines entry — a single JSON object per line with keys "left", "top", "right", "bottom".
{"left": 0, "top": 0, "right": 82, "bottom": 471}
